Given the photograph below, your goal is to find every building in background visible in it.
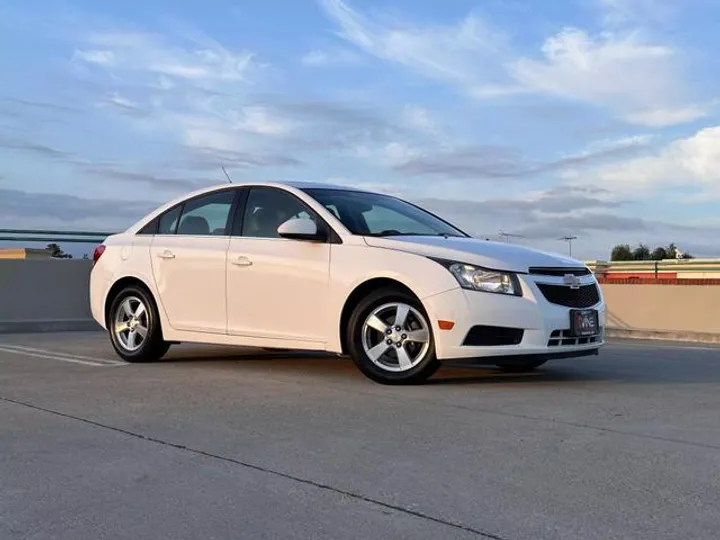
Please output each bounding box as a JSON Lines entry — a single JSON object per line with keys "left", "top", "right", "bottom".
{"left": 586, "top": 259, "right": 720, "bottom": 280}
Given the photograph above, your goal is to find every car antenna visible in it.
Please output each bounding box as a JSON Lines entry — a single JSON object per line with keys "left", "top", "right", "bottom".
{"left": 221, "top": 165, "right": 232, "bottom": 183}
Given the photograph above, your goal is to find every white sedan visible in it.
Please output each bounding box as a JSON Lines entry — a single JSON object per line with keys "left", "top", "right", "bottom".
{"left": 90, "top": 181, "right": 605, "bottom": 384}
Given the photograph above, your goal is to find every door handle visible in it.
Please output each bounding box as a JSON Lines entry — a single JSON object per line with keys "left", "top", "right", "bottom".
{"left": 158, "top": 250, "right": 175, "bottom": 259}
{"left": 232, "top": 256, "right": 253, "bottom": 267}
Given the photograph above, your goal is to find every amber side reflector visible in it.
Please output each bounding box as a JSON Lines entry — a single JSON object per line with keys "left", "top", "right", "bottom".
{"left": 438, "top": 320, "right": 455, "bottom": 330}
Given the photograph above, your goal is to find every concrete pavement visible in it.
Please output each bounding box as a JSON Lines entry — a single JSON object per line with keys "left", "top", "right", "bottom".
{"left": 1, "top": 333, "right": 720, "bottom": 539}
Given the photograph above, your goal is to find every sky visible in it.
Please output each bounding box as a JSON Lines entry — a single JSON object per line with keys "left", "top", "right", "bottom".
{"left": 2, "top": 0, "right": 720, "bottom": 260}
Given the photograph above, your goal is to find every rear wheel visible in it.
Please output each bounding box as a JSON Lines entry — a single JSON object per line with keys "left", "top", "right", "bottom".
{"left": 108, "top": 285, "right": 170, "bottom": 363}
{"left": 347, "top": 287, "right": 440, "bottom": 385}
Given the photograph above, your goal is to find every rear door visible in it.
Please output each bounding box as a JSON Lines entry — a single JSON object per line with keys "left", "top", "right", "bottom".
{"left": 150, "top": 188, "right": 239, "bottom": 334}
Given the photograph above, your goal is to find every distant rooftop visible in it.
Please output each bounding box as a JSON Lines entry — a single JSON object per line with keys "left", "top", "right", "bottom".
{"left": 0, "top": 248, "right": 52, "bottom": 260}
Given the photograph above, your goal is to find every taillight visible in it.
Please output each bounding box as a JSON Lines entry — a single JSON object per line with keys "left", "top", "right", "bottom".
{"left": 93, "top": 244, "right": 106, "bottom": 265}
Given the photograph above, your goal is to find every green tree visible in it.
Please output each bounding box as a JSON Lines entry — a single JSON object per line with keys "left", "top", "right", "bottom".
{"left": 611, "top": 244, "right": 633, "bottom": 261}
{"left": 651, "top": 247, "right": 668, "bottom": 260}
{"left": 45, "top": 243, "right": 72, "bottom": 259}
{"left": 632, "top": 243, "right": 651, "bottom": 260}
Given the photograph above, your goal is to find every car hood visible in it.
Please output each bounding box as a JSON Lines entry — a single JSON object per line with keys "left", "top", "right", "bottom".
{"left": 363, "top": 235, "right": 585, "bottom": 273}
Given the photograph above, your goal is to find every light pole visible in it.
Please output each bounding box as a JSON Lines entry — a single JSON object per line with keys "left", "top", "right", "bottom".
{"left": 559, "top": 235, "right": 577, "bottom": 257}
{"left": 499, "top": 230, "right": 525, "bottom": 243}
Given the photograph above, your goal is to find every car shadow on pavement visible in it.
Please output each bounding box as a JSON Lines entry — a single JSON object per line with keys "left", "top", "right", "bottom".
{"left": 154, "top": 348, "right": 623, "bottom": 386}
{"left": 429, "top": 365, "right": 602, "bottom": 386}
{"left": 118, "top": 343, "right": 720, "bottom": 386}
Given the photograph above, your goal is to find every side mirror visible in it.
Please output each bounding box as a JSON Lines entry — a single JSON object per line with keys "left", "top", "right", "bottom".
{"left": 277, "top": 217, "right": 327, "bottom": 241}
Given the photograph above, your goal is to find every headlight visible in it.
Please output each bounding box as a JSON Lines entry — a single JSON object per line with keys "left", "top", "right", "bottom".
{"left": 446, "top": 262, "right": 522, "bottom": 296}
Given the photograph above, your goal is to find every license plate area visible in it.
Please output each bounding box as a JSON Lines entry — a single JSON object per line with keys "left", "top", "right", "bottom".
{"left": 569, "top": 309, "right": 599, "bottom": 337}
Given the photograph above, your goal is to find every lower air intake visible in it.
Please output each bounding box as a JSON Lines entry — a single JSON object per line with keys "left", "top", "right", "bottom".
{"left": 463, "top": 325, "right": 524, "bottom": 347}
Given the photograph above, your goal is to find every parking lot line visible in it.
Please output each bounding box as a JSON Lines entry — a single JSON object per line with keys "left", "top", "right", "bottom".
{"left": 0, "top": 344, "right": 126, "bottom": 367}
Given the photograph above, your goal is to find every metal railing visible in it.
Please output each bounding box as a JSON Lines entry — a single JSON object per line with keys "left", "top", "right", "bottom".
{"left": 0, "top": 229, "right": 115, "bottom": 244}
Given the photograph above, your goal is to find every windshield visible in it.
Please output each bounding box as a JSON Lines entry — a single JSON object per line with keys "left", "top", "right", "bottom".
{"left": 303, "top": 188, "right": 469, "bottom": 238}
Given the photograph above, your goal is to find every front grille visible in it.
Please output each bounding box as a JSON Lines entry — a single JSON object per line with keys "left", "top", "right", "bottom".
{"left": 536, "top": 283, "right": 600, "bottom": 308}
{"left": 548, "top": 329, "right": 601, "bottom": 347}
{"left": 529, "top": 267, "right": 591, "bottom": 277}
{"left": 463, "top": 325, "right": 524, "bottom": 346}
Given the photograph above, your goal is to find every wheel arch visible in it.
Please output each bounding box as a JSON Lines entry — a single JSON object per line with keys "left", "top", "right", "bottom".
{"left": 338, "top": 277, "right": 421, "bottom": 355}
{"left": 104, "top": 276, "right": 157, "bottom": 329}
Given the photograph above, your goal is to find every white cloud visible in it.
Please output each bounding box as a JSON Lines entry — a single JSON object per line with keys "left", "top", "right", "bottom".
{"left": 319, "top": 0, "right": 706, "bottom": 127}
{"left": 231, "top": 106, "right": 294, "bottom": 135}
{"left": 511, "top": 27, "right": 701, "bottom": 126}
{"left": 73, "top": 49, "right": 116, "bottom": 66}
{"left": 71, "top": 27, "right": 286, "bottom": 156}
{"left": 95, "top": 92, "right": 148, "bottom": 117}
{"left": 568, "top": 126, "right": 720, "bottom": 194}
{"left": 162, "top": 105, "right": 294, "bottom": 153}
{"left": 599, "top": 0, "right": 674, "bottom": 27}
{"left": 180, "top": 123, "right": 241, "bottom": 152}
{"left": 318, "top": 0, "right": 507, "bottom": 88}
{"left": 402, "top": 105, "right": 435, "bottom": 134}
{"left": 469, "top": 84, "right": 528, "bottom": 99}
{"left": 301, "top": 48, "right": 362, "bottom": 67}
{"left": 352, "top": 141, "right": 422, "bottom": 167}
{"left": 326, "top": 177, "right": 405, "bottom": 196}
{"left": 104, "top": 93, "right": 138, "bottom": 109}
{"left": 623, "top": 106, "right": 709, "bottom": 127}
{"left": 75, "top": 30, "right": 255, "bottom": 84}
{"left": 579, "top": 134, "right": 653, "bottom": 155}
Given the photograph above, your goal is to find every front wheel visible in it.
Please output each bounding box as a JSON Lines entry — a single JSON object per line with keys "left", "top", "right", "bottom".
{"left": 347, "top": 287, "right": 440, "bottom": 385}
{"left": 108, "top": 285, "right": 170, "bottom": 363}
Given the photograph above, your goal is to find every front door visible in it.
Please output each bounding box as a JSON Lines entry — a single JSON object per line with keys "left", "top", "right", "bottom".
{"left": 226, "top": 187, "right": 331, "bottom": 344}
{"left": 150, "top": 189, "right": 237, "bottom": 334}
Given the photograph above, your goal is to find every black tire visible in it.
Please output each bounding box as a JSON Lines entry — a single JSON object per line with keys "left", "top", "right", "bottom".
{"left": 107, "top": 284, "right": 171, "bottom": 363}
{"left": 495, "top": 360, "right": 547, "bottom": 373}
{"left": 347, "top": 286, "right": 440, "bottom": 385}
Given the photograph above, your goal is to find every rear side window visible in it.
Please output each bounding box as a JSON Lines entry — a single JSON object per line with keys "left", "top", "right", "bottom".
{"left": 177, "top": 191, "right": 235, "bottom": 236}
{"left": 158, "top": 206, "right": 182, "bottom": 235}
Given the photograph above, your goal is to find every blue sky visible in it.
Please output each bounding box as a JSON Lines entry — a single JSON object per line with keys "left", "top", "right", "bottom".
{"left": 2, "top": 0, "right": 720, "bottom": 259}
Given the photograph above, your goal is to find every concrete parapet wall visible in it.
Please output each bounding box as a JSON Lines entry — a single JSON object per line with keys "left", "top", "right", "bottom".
{"left": 587, "top": 258, "right": 720, "bottom": 280}
{"left": 0, "top": 259, "right": 99, "bottom": 333}
{"left": 2, "top": 260, "right": 720, "bottom": 343}
{"left": 600, "top": 281, "right": 720, "bottom": 343}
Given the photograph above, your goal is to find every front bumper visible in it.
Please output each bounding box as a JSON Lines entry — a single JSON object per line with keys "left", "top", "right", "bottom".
{"left": 422, "top": 276, "right": 606, "bottom": 361}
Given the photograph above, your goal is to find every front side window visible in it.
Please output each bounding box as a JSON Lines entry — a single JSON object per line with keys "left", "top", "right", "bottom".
{"left": 242, "top": 188, "right": 314, "bottom": 238}
{"left": 176, "top": 190, "right": 235, "bottom": 236}
{"left": 158, "top": 206, "right": 182, "bottom": 235}
{"left": 304, "top": 189, "right": 467, "bottom": 238}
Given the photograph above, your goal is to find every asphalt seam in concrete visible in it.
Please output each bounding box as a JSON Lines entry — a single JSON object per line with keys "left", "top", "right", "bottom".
{"left": 0, "top": 395, "right": 509, "bottom": 540}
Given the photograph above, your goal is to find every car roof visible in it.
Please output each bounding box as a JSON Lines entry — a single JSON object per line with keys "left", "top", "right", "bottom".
{"left": 123, "top": 180, "right": 378, "bottom": 234}
{"left": 285, "top": 180, "right": 366, "bottom": 191}
{"left": 216, "top": 180, "right": 375, "bottom": 193}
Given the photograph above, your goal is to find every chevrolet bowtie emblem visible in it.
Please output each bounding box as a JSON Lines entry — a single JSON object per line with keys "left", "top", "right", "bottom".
{"left": 563, "top": 274, "right": 582, "bottom": 289}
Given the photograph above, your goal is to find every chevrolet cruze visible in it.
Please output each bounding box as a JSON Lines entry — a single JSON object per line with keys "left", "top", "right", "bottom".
{"left": 90, "top": 181, "right": 605, "bottom": 384}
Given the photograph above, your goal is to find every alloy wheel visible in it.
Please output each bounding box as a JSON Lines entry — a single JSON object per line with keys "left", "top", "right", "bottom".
{"left": 361, "top": 302, "right": 431, "bottom": 372}
{"left": 113, "top": 296, "right": 149, "bottom": 352}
